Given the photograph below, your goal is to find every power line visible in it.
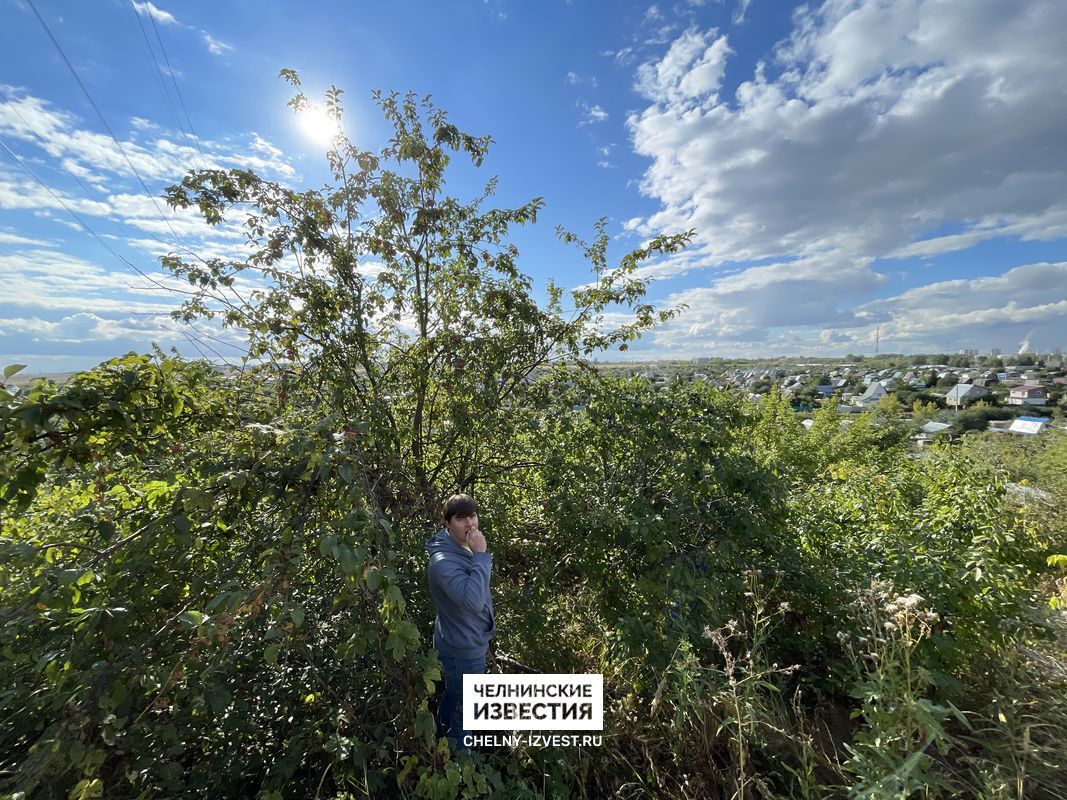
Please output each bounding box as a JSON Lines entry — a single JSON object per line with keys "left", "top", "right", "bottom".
{"left": 0, "top": 135, "right": 163, "bottom": 289}
{"left": 141, "top": 1, "right": 209, "bottom": 171}
{"left": 25, "top": 0, "right": 187, "bottom": 248}
{"left": 126, "top": 0, "right": 207, "bottom": 172}
{"left": 3, "top": 92, "right": 255, "bottom": 344}
{"left": 1, "top": 93, "right": 177, "bottom": 259}
{"left": 1, "top": 134, "right": 243, "bottom": 364}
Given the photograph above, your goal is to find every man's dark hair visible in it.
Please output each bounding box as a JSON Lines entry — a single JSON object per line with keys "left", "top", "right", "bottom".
{"left": 442, "top": 493, "right": 477, "bottom": 522}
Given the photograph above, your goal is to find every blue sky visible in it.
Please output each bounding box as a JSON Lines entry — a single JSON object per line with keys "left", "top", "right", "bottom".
{"left": 2, "top": 0, "right": 1065, "bottom": 372}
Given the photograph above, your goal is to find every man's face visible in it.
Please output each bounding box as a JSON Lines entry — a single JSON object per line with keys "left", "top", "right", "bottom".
{"left": 447, "top": 512, "right": 478, "bottom": 542}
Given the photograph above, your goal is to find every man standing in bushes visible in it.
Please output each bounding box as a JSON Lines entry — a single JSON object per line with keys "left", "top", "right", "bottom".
{"left": 425, "top": 493, "right": 495, "bottom": 750}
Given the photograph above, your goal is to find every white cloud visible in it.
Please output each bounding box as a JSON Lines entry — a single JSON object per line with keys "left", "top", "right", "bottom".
{"left": 578, "top": 100, "right": 609, "bottom": 126}
{"left": 635, "top": 27, "right": 731, "bottom": 104}
{"left": 566, "top": 71, "right": 599, "bottom": 88}
{"left": 628, "top": 0, "right": 1067, "bottom": 258}
{"left": 129, "top": 116, "right": 159, "bottom": 131}
{"left": 0, "top": 249, "right": 173, "bottom": 312}
{"left": 0, "top": 173, "right": 111, "bottom": 217}
{"left": 622, "top": 0, "right": 1067, "bottom": 352}
{"left": 0, "top": 230, "right": 53, "bottom": 246}
{"left": 132, "top": 1, "right": 178, "bottom": 26}
{"left": 857, "top": 262, "right": 1067, "bottom": 352}
{"left": 0, "top": 89, "right": 295, "bottom": 191}
{"left": 202, "top": 33, "right": 233, "bottom": 56}
{"left": 645, "top": 260, "right": 1067, "bottom": 355}
{"left": 733, "top": 0, "right": 753, "bottom": 25}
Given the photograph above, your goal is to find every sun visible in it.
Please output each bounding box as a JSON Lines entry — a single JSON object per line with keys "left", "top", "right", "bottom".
{"left": 298, "top": 104, "right": 342, "bottom": 148}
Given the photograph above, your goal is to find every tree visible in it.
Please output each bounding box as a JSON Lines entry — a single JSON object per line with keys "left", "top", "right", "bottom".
{"left": 912, "top": 399, "right": 939, "bottom": 418}
{"left": 877, "top": 393, "right": 903, "bottom": 416}
{"left": 161, "top": 72, "right": 692, "bottom": 521}
{"left": 0, "top": 75, "right": 694, "bottom": 798}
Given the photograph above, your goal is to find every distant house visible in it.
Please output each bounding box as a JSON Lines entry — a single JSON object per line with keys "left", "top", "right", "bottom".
{"left": 1007, "top": 385, "right": 1047, "bottom": 406}
{"left": 856, "top": 381, "right": 889, "bottom": 406}
{"left": 974, "top": 376, "right": 998, "bottom": 388}
{"left": 1008, "top": 416, "right": 1049, "bottom": 435}
{"left": 815, "top": 384, "right": 835, "bottom": 396}
{"left": 1053, "top": 377, "right": 1067, "bottom": 385}
{"left": 945, "top": 383, "right": 988, "bottom": 408}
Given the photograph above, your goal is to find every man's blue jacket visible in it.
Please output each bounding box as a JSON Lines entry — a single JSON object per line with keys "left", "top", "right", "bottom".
{"left": 425, "top": 529, "right": 496, "bottom": 658}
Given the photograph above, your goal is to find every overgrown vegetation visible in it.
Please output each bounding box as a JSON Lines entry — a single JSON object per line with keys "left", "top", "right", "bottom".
{"left": 2, "top": 77, "right": 1065, "bottom": 799}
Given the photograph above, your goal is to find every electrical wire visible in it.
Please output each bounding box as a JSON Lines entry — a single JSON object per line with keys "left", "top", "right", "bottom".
{"left": 0, "top": 137, "right": 230, "bottom": 363}
{"left": 0, "top": 135, "right": 169, "bottom": 292}
{"left": 142, "top": 1, "right": 209, "bottom": 171}
{"left": 25, "top": 0, "right": 187, "bottom": 249}
{"left": 1, "top": 93, "right": 179, "bottom": 262}
{"left": 126, "top": 0, "right": 207, "bottom": 172}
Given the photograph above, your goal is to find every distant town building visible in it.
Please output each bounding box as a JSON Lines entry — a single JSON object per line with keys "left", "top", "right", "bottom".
{"left": 1007, "top": 385, "right": 1047, "bottom": 406}
{"left": 945, "top": 383, "right": 988, "bottom": 408}
{"left": 1008, "top": 416, "right": 1049, "bottom": 435}
{"left": 856, "top": 381, "right": 888, "bottom": 406}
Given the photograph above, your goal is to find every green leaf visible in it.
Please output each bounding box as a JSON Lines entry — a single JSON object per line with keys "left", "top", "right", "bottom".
{"left": 68, "top": 778, "right": 103, "bottom": 800}
{"left": 365, "top": 567, "right": 382, "bottom": 592}
{"left": 4, "top": 363, "right": 26, "bottom": 379}
{"left": 179, "top": 610, "right": 205, "bottom": 627}
{"left": 264, "top": 643, "right": 281, "bottom": 666}
{"left": 205, "top": 686, "right": 232, "bottom": 713}
{"left": 290, "top": 607, "right": 304, "bottom": 629}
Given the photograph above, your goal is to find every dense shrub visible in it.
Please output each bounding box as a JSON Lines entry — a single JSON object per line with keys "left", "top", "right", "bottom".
{"left": 2, "top": 77, "right": 1064, "bottom": 798}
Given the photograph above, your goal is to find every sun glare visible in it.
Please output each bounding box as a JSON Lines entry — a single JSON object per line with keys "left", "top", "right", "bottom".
{"left": 298, "top": 105, "right": 342, "bottom": 148}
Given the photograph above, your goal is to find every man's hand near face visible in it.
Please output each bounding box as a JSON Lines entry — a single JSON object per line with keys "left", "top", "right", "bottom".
{"left": 466, "top": 528, "right": 487, "bottom": 553}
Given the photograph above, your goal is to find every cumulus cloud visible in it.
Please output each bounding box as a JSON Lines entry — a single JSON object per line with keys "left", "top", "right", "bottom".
{"left": 635, "top": 26, "right": 731, "bottom": 104}
{"left": 630, "top": 0, "right": 1067, "bottom": 258}
{"left": 644, "top": 260, "right": 1067, "bottom": 355}
{"left": 623, "top": 0, "right": 1067, "bottom": 353}
{"left": 0, "top": 230, "right": 53, "bottom": 246}
{"left": 0, "top": 85, "right": 303, "bottom": 369}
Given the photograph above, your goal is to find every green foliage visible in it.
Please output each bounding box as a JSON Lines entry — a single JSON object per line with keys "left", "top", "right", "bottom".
{"left": 2, "top": 77, "right": 1065, "bottom": 799}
